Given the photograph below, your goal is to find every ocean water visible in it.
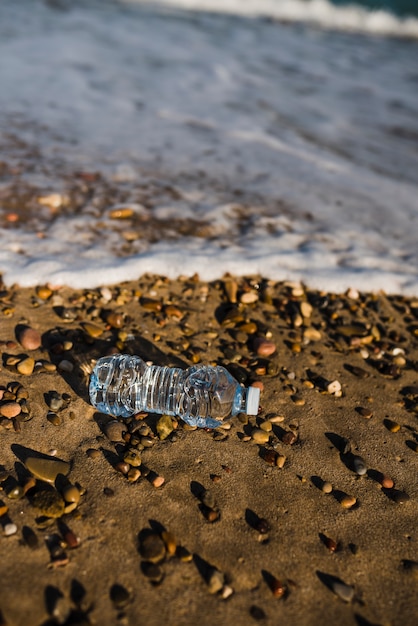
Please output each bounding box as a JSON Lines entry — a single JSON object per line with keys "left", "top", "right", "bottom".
{"left": 0, "top": 0, "right": 417, "bottom": 293}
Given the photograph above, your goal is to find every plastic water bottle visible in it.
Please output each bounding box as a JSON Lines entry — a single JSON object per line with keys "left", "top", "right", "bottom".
{"left": 89, "top": 354, "right": 260, "bottom": 428}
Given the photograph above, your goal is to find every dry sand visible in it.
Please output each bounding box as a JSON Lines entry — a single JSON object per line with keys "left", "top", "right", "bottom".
{"left": 0, "top": 275, "right": 417, "bottom": 626}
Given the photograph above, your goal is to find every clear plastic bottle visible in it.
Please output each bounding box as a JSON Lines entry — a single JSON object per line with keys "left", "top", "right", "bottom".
{"left": 89, "top": 354, "right": 260, "bottom": 428}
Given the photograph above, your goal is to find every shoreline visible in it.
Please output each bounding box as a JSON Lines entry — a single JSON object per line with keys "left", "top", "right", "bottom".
{"left": 0, "top": 274, "right": 417, "bottom": 625}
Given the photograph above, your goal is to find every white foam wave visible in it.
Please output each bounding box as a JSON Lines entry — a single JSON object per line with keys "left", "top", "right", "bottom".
{"left": 131, "top": 0, "right": 418, "bottom": 38}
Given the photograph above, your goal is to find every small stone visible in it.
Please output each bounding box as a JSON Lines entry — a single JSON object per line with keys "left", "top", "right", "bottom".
{"left": 207, "top": 568, "right": 225, "bottom": 594}
{"left": 32, "top": 489, "right": 65, "bottom": 517}
{"left": 26, "top": 456, "right": 70, "bottom": 483}
{"left": 3, "top": 522, "right": 18, "bottom": 536}
{"left": 115, "top": 462, "right": 130, "bottom": 475}
{"left": 260, "top": 420, "right": 272, "bottom": 433}
{"left": 327, "top": 380, "right": 342, "bottom": 395}
{"left": 380, "top": 475, "right": 394, "bottom": 489}
{"left": 388, "top": 489, "right": 410, "bottom": 504}
{"left": 123, "top": 449, "right": 142, "bottom": 467}
{"left": 127, "top": 468, "right": 141, "bottom": 482}
{"left": 152, "top": 475, "right": 165, "bottom": 488}
{"left": 58, "top": 360, "right": 73, "bottom": 373}
{"left": 156, "top": 414, "right": 174, "bottom": 440}
{"left": 0, "top": 401, "right": 21, "bottom": 419}
{"left": 303, "top": 327, "right": 322, "bottom": 341}
{"left": 109, "top": 207, "right": 135, "bottom": 219}
{"left": 357, "top": 407, "right": 373, "bottom": 419}
{"left": 300, "top": 301, "right": 313, "bottom": 318}
{"left": 256, "top": 518, "right": 270, "bottom": 534}
{"left": 282, "top": 431, "right": 298, "bottom": 445}
{"left": 46, "top": 391, "right": 63, "bottom": 412}
{"left": 17, "top": 357, "right": 35, "bottom": 376}
{"left": 0, "top": 504, "right": 9, "bottom": 516}
{"left": 161, "top": 531, "right": 177, "bottom": 556}
{"left": 141, "top": 561, "right": 164, "bottom": 584}
{"left": 253, "top": 338, "right": 276, "bottom": 357}
{"left": 340, "top": 495, "right": 357, "bottom": 509}
{"left": 106, "top": 312, "right": 124, "bottom": 329}
{"left": 110, "top": 583, "right": 131, "bottom": 609}
{"left": 270, "top": 577, "right": 287, "bottom": 599}
{"left": 139, "top": 531, "right": 166, "bottom": 563}
{"left": 322, "top": 481, "right": 333, "bottom": 494}
{"left": 251, "top": 429, "right": 270, "bottom": 444}
{"left": 240, "top": 291, "right": 259, "bottom": 304}
{"left": 47, "top": 413, "right": 61, "bottom": 426}
{"left": 384, "top": 419, "right": 401, "bottom": 433}
{"left": 331, "top": 580, "right": 354, "bottom": 603}
{"left": 81, "top": 322, "right": 104, "bottom": 338}
{"left": 86, "top": 448, "right": 101, "bottom": 459}
{"left": 275, "top": 454, "right": 286, "bottom": 468}
{"left": 268, "top": 414, "right": 285, "bottom": 423}
{"left": 36, "top": 286, "right": 53, "bottom": 300}
{"left": 352, "top": 455, "right": 367, "bottom": 476}
{"left": 104, "top": 420, "right": 126, "bottom": 442}
{"left": 324, "top": 536, "right": 338, "bottom": 553}
{"left": 201, "top": 489, "right": 216, "bottom": 509}
{"left": 17, "top": 326, "right": 42, "bottom": 350}
{"left": 62, "top": 485, "right": 80, "bottom": 504}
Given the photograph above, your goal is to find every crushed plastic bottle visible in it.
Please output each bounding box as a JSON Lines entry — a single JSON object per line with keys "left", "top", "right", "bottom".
{"left": 89, "top": 353, "right": 260, "bottom": 428}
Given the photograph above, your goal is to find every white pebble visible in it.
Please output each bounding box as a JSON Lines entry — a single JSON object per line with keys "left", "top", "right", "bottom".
{"left": 4, "top": 522, "right": 18, "bottom": 536}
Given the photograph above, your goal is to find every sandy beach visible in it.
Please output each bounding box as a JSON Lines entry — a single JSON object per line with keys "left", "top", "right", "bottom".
{"left": 0, "top": 274, "right": 417, "bottom": 626}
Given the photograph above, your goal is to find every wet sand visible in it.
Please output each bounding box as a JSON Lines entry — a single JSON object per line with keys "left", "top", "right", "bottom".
{"left": 0, "top": 275, "right": 417, "bottom": 626}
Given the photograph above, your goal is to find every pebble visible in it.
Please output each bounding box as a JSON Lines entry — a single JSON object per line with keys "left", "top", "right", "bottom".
{"left": 58, "top": 360, "right": 73, "bottom": 373}
{"left": 303, "top": 327, "right": 322, "bottom": 341}
{"left": 276, "top": 454, "right": 286, "bottom": 468}
{"left": 327, "top": 380, "right": 342, "bottom": 395}
{"left": 380, "top": 475, "right": 394, "bottom": 489}
{"left": 156, "top": 414, "right": 174, "bottom": 440}
{"left": 3, "top": 522, "right": 18, "bottom": 536}
{"left": 324, "top": 536, "right": 338, "bottom": 553}
{"left": 152, "top": 475, "right": 165, "bottom": 488}
{"left": 384, "top": 419, "right": 401, "bottom": 433}
{"left": 62, "top": 484, "right": 80, "bottom": 504}
{"left": 240, "top": 291, "right": 259, "bottom": 304}
{"left": 253, "top": 337, "right": 276, "bottom": 357}
{"left": 251, "top": 429, "right": 270, "bottom": 444}
{"left": 207, "top": 568, "right": 225, "bottom": 594}
{"left": 127, "top": 468, "right": 141, "bottom": 482}
{"left": 357, "top": 407, "right": 373, "bottom": 419}
{"left": 340, "top": 495, "right": 357, "bottom": 509}
{"left": 161, "top": 531, "right": 177, "bottom": 556}
{"left": 282, "top": 431, "right": 298, "bottom": 445}
{"left": 47, "top": 391, "right": 64, "bottom": 412}
{"left": 17, "top": 357, "right": 35, "bottom": 376}
{"left": 139, "top": 531, "right": 166, "bottom": 563}
{"left": 141, "top": 561, "right": 164, "bottom": 584}
{"left": 123, "top": 449, "right": 142, "bottom": 467}
{"left": 388, "top": 489, "right": 410, "bottom": 504}
{"left": 104, "top": 420, "right": 126, "bottom": 442}
{"left": 81, "top": 322, "right": 104, "bottom": 338}
{"left": 17, "top": 326, "right": 42, "bottom": 350}
{"left": 26, "top": 456, "right": 70, "bottom": 483}
{"left": 260, "top": 420, "right": 272, "bottom": 433}
{"left": 331, "top": 580, "right": 355, "bottom": 603}
{"left": 86, "top": 448, "right": 101, "bottom": 459}
{"left": 36, "top": 286, "right": 53, "bottom": 300}
{"left": 322, "top": 481, "right": 333, "bottom": 494}
{"left": 0, "top": 401, "right": 21, "bottom": 419}
{"left": 106, "top": 312, "right": 124, "bottom": 329}
{"left": 352, "top": 455, "right": 367, "bottom": 476}
{"left": 110, "top": 583, "right": 131, "bottom": 609}
{"left": 32, "top": 489, "right": 65, "bottom": 517}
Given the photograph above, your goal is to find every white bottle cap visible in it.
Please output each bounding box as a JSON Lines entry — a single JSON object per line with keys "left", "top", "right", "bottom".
{"left": 246, "top": 386, "right": 260, "bottom": 415}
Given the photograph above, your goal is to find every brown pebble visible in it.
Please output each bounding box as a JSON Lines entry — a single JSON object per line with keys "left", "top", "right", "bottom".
{"left": 62, "top": 485, "right": 80, "bottom": 504}
{"left": 106, "top": 312, "right": 124, "bottom": 329}
{"left": 17, "top": 326, "right": 42, "bottom": 351}
{"left": 270, "top": 577, "right": 287, "bottom": 599}
{"left": 275, "top": 454, "right": 286, "bottom": 468}
{"left": 282, "top": 431, "right": 298, "bottom": 445}
{"left": 357, "top": 407, "right": 373, "bottom": 419}
{"left": 0, "top": 401, "right": 21, "bottom": 419}
{"left": 253, "top": 337, "right": 276, "bottom": 357}
{"left": 251, "top": 429, "right": 270, "bottom": 444}
{"left": 322, "top": 481, "right": 333, "bottom": 494}
{"left": 81, "top": 322, "right": 104, "bottom": 338}
{"left": 115, "top": 462, "right": 130, "bottom": 475}
{"left": 384, "top": 419, "right": 401, "bottom": 433}
{"left": 340, "top": 495, "right": 357, "bottom": 509}
{"left": 381, "top": 476, "right": 394, "bottom": 489}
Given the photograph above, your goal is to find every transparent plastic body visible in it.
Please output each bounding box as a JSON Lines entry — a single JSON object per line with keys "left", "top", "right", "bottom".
{"left": 89, "top": 354, "right": 250, "bottom": 428}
